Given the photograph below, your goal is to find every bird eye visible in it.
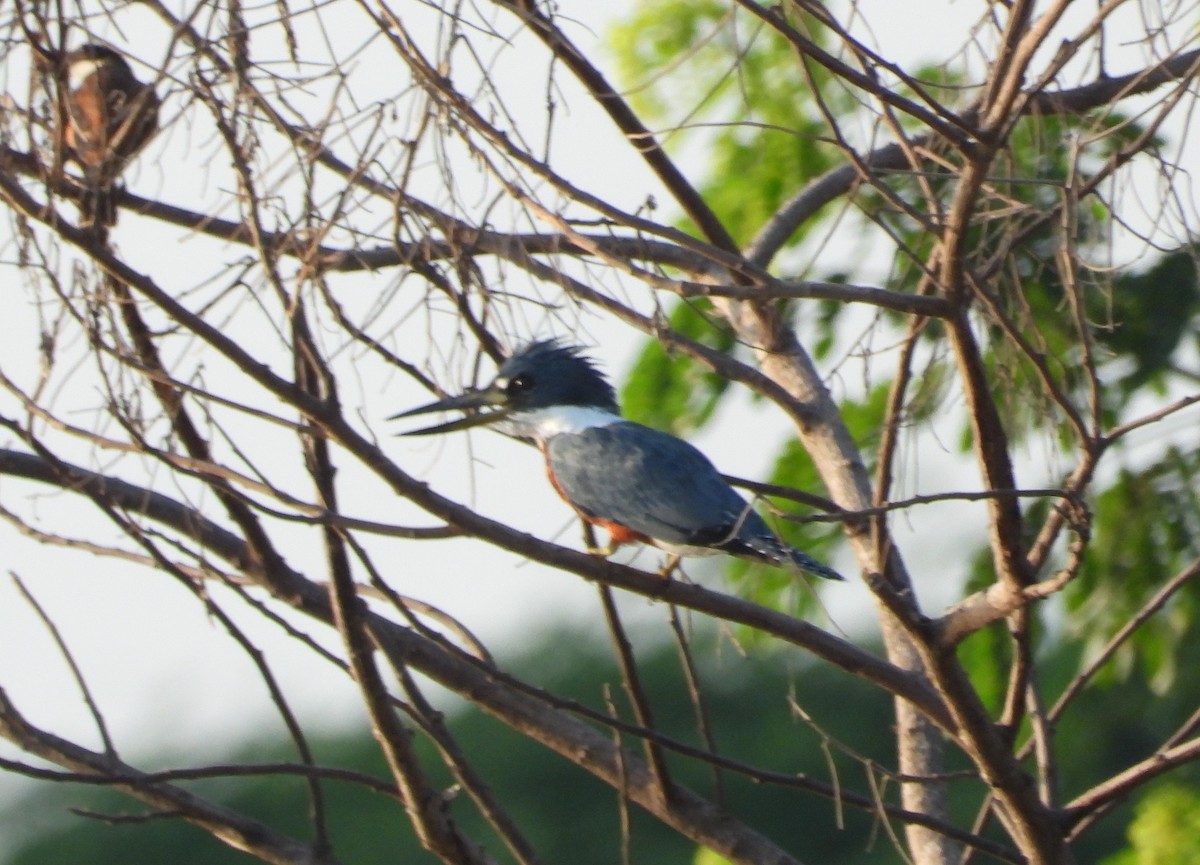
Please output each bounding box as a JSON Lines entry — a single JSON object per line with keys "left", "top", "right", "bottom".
{"left": 506, "top": 374, "right": 533, "bottom": 395}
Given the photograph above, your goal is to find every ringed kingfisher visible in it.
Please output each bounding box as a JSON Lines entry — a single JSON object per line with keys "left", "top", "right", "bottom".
{"left": 57, "top": 44, "right": 160, "bottom": 228}
{"left": 393, "top": 341, "right": 843, "bottom": 581}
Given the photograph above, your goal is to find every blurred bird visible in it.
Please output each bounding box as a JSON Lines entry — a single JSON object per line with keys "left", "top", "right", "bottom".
{"left": 393, "top": 340, "right": 844, "bottom": 580}
{"left": 59, "top": 43, "right": 160, "bottom": 229}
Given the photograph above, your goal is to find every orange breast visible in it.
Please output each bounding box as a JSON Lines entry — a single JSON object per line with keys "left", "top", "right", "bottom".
{"left": 66, "top": 82, "right": 110, "bottom": 169}
{"left": 593, "top": 519, "right": 649, "bottom": 549}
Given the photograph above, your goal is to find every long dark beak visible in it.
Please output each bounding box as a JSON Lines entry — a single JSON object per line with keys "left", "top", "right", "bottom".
{"left": 389, "top": 387, "right": 511, "bottom": 436}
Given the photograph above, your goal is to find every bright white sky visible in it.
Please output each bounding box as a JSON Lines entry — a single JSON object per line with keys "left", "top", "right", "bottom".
{"left": 0, "top": 1, "right": 1196, "bottom": 856}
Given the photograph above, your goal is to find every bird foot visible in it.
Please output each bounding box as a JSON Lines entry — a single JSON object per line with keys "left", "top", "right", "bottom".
{"left": 657, "top": 555, "right": 682, "bottom": 580}
{"left": 586, "top": 544, "right": 615, "bottom": 558}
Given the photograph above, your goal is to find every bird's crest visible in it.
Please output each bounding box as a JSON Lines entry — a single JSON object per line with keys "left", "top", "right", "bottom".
{"left": 500, "top": 339, "right": 619, "bottom": 414}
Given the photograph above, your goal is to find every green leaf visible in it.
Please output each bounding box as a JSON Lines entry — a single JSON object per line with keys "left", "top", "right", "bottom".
{"left": 956, "top": 614, "right": 1013, "bottom": 715}
{"left": 693, "top": 847, "right": 735, "bottom": 865}
{"left": 1103, "top": 783, "right": 1200, "bottom": 865}
{"left": 1092, "top": 246, "right": 1200, "bottom": 394}
{"left": 607, "top": 1, "right": 844, "bottom": 249}
{"left": 1067, "top": 446, "right": 1200, "bottom": 692}
{"left": 620, "top": 300, "right": 735, "bottom": 435}
{"left": 726, "top": 383, "right": 889, "bottom": 610}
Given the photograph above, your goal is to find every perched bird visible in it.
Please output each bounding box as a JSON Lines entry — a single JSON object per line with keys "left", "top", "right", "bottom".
{"left": 59, "top": 43, "right": 160, "bottom": 228}
{"left": 393, "top": 341, "right": 843, "bottom": 580}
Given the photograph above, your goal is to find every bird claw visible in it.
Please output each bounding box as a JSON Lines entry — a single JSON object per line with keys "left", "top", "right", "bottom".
{"left": 657, "top": 555, "right": 682, "bottom": 580}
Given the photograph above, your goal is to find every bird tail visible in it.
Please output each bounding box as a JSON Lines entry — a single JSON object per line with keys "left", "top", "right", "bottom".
{"left": 742, "top": 537, "right": 845, "bottom": 581}
{"left": 79, "top": 185, "right": 117, "bottom": 229}
{"left": 785, "top": 547, "right": 845, "bottom": 581}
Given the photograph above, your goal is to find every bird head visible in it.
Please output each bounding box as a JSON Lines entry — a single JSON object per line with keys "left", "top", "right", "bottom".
{"left": 392, "top": 340, "right": 619, "bottom": 436}
{"left": 65, "top": 43, "right": 133, "bottom": 90}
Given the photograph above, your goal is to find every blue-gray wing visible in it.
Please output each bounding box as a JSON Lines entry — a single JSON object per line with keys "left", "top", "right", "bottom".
{"left": 545, "top": 422, "right": 769, "bottom": 547}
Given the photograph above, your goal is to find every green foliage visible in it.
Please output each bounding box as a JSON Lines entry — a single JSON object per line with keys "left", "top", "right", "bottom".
{"left": 968, "top": 112, "right": 1186, "bottom": 437}
{"left": 978, "top": 111, "right": 1181, "bottom": 413}
{"left": 607, "top": 0, "right": 729, "bottom": 122}
{"left": 1093, "top": 247, "right": 1200, "bottom": 394}
{"left": 603, "top": 11, "right": 1200, "bottom": 858}
{"left": 1103, "top": 784, "right": 1200, "bottom": 865}
{"left": 868, "top": 109, "right": 1195, "bottom": 449}
{"left": 807, "top": 297, "right": 845, "bottom": 361}
{"left": 620, "top": 300, "right": 735, "bottom": 435}
{"left": 1067, "top": 446, "right": 1200, "bottom": 694}
{"left": 956, "top": 615, "right": 1013, "bottom": 715}
{"left": 608, "top": 1, "right": 843, "bottom": 247}
{"left": 694, "top": 847, "right": 735, "bottom": 865}
{"left": 725, "top": 383, "right": 889, "bottom": 610}
{"left": 8, "top": 628, "right": 1195, "bottom": 864}
{"left": 607, "top": 0, "right": 1200, "bottom": 494}
{"left": 607, "top": 0, "right": 1199, "bottom": 448}
{"left": 2, "top": 632, "right": 903, "bottom": 865}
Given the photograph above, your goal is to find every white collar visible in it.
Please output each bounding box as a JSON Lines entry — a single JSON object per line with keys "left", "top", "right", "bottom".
{"left": 505, "top": 405, "right": 621, "bottom": 442}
